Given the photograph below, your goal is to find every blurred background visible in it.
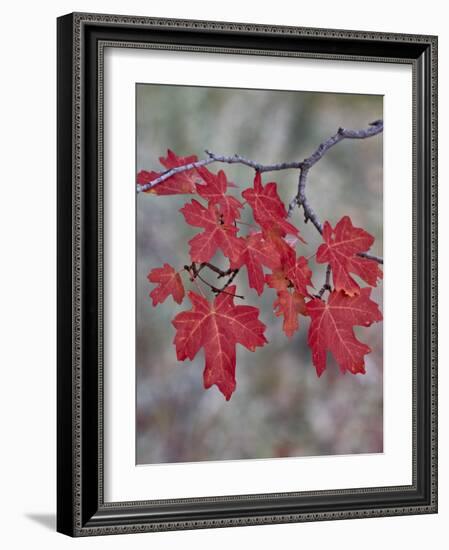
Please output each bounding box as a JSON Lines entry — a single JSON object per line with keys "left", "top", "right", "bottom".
{"left": 136, "top": 84, "right": 383, "bottom": 465}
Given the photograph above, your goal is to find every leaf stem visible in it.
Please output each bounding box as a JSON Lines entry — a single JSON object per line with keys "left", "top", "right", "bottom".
{"left": 186, "top": 263, "right": 244, "bottom": 299}
{"left": 317, "top": 264, "right": 332, "bottom": 299}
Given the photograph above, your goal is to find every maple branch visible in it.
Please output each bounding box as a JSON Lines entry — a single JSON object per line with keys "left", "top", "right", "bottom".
{"left": 137, "top": 158, "right": 214, "bottom": 192}
{"left": 358, "top": 251, "right": 383, "bottom": 264}
{"left": 287, "top": 120, "right": 384, "bottom": 265}
{"left": 136, "top": 153, "right": 305, "bottom": 193}
{"left": 204, "top": 151, "right": 304, "bottom": 173}
{"left": 288, "top": 120, "right": 384, "bottom": 217}
{"left": 137, "top": 121, "right": 383, "bottom": 195}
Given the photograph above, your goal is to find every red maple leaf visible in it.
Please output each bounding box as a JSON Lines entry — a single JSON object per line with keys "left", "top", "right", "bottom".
{"left": 265, "top": 269, "right": 290, "bottom": 292}
{"left": 147, "top": 263, "right": 185, "bottom": 305}
{"left": 172, "top": 286, "right": 267, "bottom": 400}
{"left": 276, "top": 241, "right": 313, "bottom": 288}
{"left": 265, "top": 242, "right": 313, "bottom": 296}
{"left": 180, "top": 199, "right": 244, "bottom": 263}
{"left": 306, "top": 288, "right": 383, "bottom": 376}
{"left": 137, "top": 169, "right": 161, "bottom": 186}
{"left": 316, "top": 216, "right": 383, "bottom": 295}
{"left": 195, "top": 167, "right": 243, "bottom": 224}
{"left": 230, "top": 232, "right": 282, "bottom": 295}
{"left": 273, "top": 290, "right": 307, "bottom": 338}
{"left": 242, "top": 172, "right": 304, "bottom": 240}
{"left": 137, "top": 150, "right": 206, "bottom": 195}
{"left": 262, "top": 226, "right": 298, "bottom": 263}
{"left": 285, "top": 255, "right": 313, "bottom": 297}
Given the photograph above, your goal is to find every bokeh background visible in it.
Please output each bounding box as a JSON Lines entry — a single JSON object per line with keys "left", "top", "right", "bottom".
{"left": 136, "top": 84, "right": 383, "bottom": 465}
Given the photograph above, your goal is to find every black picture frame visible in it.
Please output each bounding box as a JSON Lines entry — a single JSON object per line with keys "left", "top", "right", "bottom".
{"left": 57, "top": 12, "right": 438, "bottom": 537}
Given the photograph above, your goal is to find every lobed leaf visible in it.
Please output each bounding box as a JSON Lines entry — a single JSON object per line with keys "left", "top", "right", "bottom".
{"left": 172, "top": 287, "right": 267, "bottom": 400}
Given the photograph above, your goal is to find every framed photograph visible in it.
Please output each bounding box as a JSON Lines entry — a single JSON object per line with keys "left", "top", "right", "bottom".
{"left": 57, "top": 12, "right": 438, "bottom": 536}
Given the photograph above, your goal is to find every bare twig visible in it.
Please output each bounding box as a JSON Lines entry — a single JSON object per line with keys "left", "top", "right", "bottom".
{"left": 186, "top": 263, "right": 243, "bottom": 299}
{"left": 317, "top": 264, "right": 332, "bottom": 298}
{"left": 137, "top": 158, "right": 214, "bottom": 193}
{"left": 137, "top": 153, "right": 305, "bottom": 193}
{"left": 287, "top": 120, "right": 384, "bottom": 264}
{"left": 204, "top": 151, "right": 304, "bottom": 173}
{"left": 199, "top": 262, "right": 235, "bottom": 279}
{"left": 287, "top": 120, "right": 383, "bottom": 218}
{"left": 220, "top": 268, "right": 239, "bottom": 291}
{"left": 358, "top": 251, "right": 384, "bottom": 265}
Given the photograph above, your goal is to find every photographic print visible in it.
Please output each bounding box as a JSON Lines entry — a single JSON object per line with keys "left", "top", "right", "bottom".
{"left": 57, "top": 14, "right": 437, "bottom": 535}
{"left": 136, "top": 84, "right": 384, "bottom": 465}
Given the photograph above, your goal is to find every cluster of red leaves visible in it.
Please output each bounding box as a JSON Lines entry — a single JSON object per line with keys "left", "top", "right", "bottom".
{"left": 141, "top": 151, "right": 383, "bottom": 400}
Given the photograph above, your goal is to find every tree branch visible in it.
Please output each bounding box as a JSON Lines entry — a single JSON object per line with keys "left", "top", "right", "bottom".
{"left": 204, "top": 151, "right": 304, "bottom": 173}
{"left": 287, "top": 120, "right": 384, "bottom": 264}
{"left": 137, "top": 158, "right": 215, "bottom": 193}
{"left": 198, "top": 262, "right": 235, "bottom": 279}
{"left": 220, "top": 268, "right": 239, "bottom": 291}
{"left": 136, "top": 152, "right": 304, "bottom": 193}
{"left": 138, "top": 120, "right": 384, "bottom": 264}
{"left": 358, "top": 251, "right": 383, "bottom": 264}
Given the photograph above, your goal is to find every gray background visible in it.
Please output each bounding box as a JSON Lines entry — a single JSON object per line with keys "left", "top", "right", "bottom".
{"left": 136, "top": 84, "right": 383, "bottom": 465}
